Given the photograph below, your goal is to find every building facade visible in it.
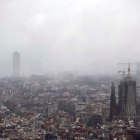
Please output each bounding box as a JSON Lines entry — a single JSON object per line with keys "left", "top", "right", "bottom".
{"left": 118, "top": 76, "right": 137, "bottom": 118}
{"left": 13, "top": 52, "right": 20, "bottom": 78}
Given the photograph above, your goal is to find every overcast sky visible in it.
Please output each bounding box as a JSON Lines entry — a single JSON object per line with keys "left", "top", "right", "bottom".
{"left": 0, "top": 0, "right": 140, "bottom": 77}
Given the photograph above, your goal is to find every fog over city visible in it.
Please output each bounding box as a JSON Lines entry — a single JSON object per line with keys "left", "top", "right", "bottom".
{"left": 0, "top": 0, "right": 140, "bottom": 76}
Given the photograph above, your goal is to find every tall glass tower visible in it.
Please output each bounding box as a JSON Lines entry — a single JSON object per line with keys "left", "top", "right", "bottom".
{"left": 13, "top": 52, "right": 20, "bottom": 78}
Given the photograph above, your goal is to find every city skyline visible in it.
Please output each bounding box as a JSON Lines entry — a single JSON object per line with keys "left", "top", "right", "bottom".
{"left": 0, "top": 0, "right": 140, "bottom": 76}
{"left": 0, "top": 51, "right": 139, "bottom": 78}
{"left": 1, "top": 0, "right": 140, "bottom": 139}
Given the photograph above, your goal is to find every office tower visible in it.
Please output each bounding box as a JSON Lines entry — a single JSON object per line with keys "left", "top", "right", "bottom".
{"left": 118, "top": 75, "right": 137, "bottom": 118}
{"left": 109, "top": 82, "right": 116, "bottom": 121}
{"left": 13, "top": 52, "right": 20, "bottom": 78}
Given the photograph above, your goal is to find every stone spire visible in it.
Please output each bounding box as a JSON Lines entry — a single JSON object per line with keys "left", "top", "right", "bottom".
{"left": 109, "top": 82, "right": 117, "bottom": 121}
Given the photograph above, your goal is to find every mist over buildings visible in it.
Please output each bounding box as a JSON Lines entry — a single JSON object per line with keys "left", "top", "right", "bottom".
{"left": 0, "top": 0, "right": 140, "bottom": 76}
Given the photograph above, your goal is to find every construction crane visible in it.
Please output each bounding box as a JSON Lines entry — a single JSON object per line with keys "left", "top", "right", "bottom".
{"left": 117, "top": 63, "right": 136, "bottom": 78}
{"left": 118, "top": 70, "right": 127, "bottom": 81}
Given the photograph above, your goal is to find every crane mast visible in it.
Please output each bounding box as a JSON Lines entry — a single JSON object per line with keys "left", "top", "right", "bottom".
{"left": 117, "top": 63, "right": 136, "bottom": 79}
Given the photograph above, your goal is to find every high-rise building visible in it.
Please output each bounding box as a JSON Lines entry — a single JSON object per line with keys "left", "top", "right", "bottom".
{"left": 13, "top": 52, "right": 20, "bottom": 78}
{"left": 118, "top": 75, "right": 137, "bottom": 118}
{"left": 109, "top": 82, "right": 117, "bottom": 121}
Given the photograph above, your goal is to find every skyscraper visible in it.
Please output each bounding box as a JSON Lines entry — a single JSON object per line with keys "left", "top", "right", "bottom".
{"left": 109, "top": 82, "right": 117, "bottom": 121}
{"left": 13, "top": 52, "right": 20, "bottom": 78}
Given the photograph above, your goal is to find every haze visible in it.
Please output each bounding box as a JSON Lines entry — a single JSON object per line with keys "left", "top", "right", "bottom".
{"left": 0, "top": 0, "right": 140, "bottom": 76}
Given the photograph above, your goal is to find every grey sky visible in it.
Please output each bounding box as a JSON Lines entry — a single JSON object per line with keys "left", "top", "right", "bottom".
{"left": 0, "top": 0, "right": 140, "bottom": 76}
